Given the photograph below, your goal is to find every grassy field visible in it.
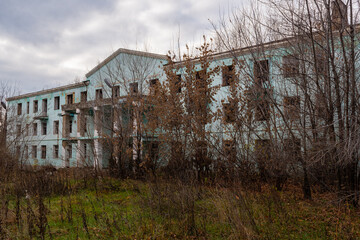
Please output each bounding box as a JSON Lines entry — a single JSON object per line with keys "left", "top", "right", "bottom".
{"left": 1, "top": 174, "right": 360, "bottom": 239}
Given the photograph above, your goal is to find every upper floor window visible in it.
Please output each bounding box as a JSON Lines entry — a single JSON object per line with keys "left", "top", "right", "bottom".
{"left": 149, "top": 79, "right": 159, "bottom": 95}
{"left": 41, "top": 122, "right": 47, "bottom": 135}
{"left": 129, "top": 82, "right": 138, "bottom": 95}
{"left": 66, "top": 94, "right": 74, "bottom": 104}
{"left": 81, "top": 91, "right": 87, "bottom": 103}
{"left": 254, "top": 60, "right": 269, "bottom": 86}
{"left": 95, "top": 89, "right": 103, "bottom": 100}
{"left": 33, "top": 122, "right": 37, "bottom": 136}
{"left": 32, "top": 145, "right": 37, "bottom": 158}
{"left": 41, "top": 145, "right": 46, "bottom": 159}
{"left": 222, "top": 65, "right": 235, "bottom": 87}
{"left": 42, "top": 99, "right": 47, "bottom": 113}
{"left": 283, "top": 55, "right": 299, "bottom": 78}
{"left": 175, "top": 74, "right": 182, "bottom": 93}
{"left": 112, "top": 86, "right": 120, "bottom": 98}
{"left": 283, "top": 96, "right": 300, "bottom": 120}
{"left": 16, "top": 124, "right": 21, "bottom": 137}
{"left": 17, "top": 103, "right": 22, "bottom": 115}
{"left": 53, "top": 120, "right": 59, "bottom": 135}
{"left": 53, "top": 145, "right": 59, "bottom": 158}
{"left": 26, "top": 102, "right": 30, "bottom": 114}
{"left": 223, "top": 102, "right": 236, "bottom": 123}
{"left": 33, "top": 100, "right": 38, "bottom": 113}
{"left": 54, "top": 96, "right": 60, "bottom": 110}
{"left": 223, "top": 139, "right": 236, "bottom": 161}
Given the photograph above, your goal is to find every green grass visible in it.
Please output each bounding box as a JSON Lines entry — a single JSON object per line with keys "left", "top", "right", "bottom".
{"left": 2, "top": 178, "right": 360, "bottom": 239}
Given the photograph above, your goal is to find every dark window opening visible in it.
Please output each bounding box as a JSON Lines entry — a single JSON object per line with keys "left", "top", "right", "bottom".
{"left": 54, "top": 96, "right": 60, "bottom": 110}
{"left": 254, "top": 60, "right": 269, "bottom": 86}
{"left": 284, "top": 96, "right": 300, "bottom": 120}
{"left": 69, "top": 120, "right": 73, "bottom": 134}
{"left": 41, "top": 122, "right": 47, "bottom": 135}
{"left": 283, "top": 55, "right": 299, "bottom": 78}
{"left": 41, "top": 145, "right": 46, "bottom": 159}
{"left": 16, "top": 124, "right": 21, "bottom": 137}
{"left": 129, "top": 82, "right": 138, "bottom": 95}
{"left": 95, "top": 89, "right": 103, "bottom": 100}
{"left": 33, "top": 123, "right": 37, "bottom": 136}
{"left": 33, "top": 100, "right": 38, "bottom": 113}
{"left": 17, "top": 103, "right": 22, "bottom": 115}
{"left": 32, "top": 145, "right": 37, "bottom": 158}
{"left": 42, "top": 99, "right": 48, "bottom": 113}
{"left": 27, "top": 102, "right": 30, "bottom": 114}
{"left": 255, "top": 98, "right": 270, "bottom": 121}
{"left": 53, "top": 145, "right": 59, "bottom": 158}
{"left": 175, "top": 74, "right": 182, "bottom": 93}
{"left": 112, "top": 86, "right": 120, "bottom": 98}
{"left": 223, "top": 140, "right": 236, "bottom": 162}
{"left": 223, "top": 102, "right": 237, "bottom": 123}
{"left": 222, "top": 65, "right": 235, "bottom": 86}
{"left": 284, "top": 138, "right": 301, "bottom": 160}
{"left": 53, "top": 120, "right": 59, "bottom": 135}
{"left": 316, "top": 93, "right": 327, "bottom": 119}
{"left": 149, "top": 79, "right": 159, "bottom": 95}
{"left": 81, "top": 91, "right": 87, "bottom": 103}
{"left": 67, "top": 94, "right": 74, "bottom": 104}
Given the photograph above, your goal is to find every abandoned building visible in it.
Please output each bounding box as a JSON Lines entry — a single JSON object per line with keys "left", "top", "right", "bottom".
{"left": 5, "top": 0, "right": 357, "bottom": 169}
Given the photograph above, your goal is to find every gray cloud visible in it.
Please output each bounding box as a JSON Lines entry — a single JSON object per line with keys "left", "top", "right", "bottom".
{"left": 0, "top": 0, "right": 249, "bottom": 96}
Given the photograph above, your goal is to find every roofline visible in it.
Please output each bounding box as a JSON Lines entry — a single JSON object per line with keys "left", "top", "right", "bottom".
{"left": 171, "top": 23, "right": 360, "bottom": 66}
{"left": 6, "top": 81, "right": 89, "bottom": 102}
{"left": 85, "top": 48, "right": 168, "bottom": 78}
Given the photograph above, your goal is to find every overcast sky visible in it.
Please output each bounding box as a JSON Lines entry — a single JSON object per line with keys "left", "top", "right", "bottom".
{"left": 0, "top": 0, "right": 250, "bottom": 96}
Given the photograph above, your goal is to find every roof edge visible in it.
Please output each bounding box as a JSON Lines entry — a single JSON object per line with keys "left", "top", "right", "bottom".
{"left": 6, "top": 81, "right": 89, "bottom": 102}
{"left": 85, "top": 48, "right": 168, "bottom": 78}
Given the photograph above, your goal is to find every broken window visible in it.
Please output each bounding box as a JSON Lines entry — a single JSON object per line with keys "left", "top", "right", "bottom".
{"left": 195, "top": 140, "right": 207, "bottom": 161}
{"left": 33, "top": 100, "right": 38, "bottom": 113}
{"left": 255, "top": 92, "right": 270, "bottom": 121}
{"left": 53, "top": 120, "right": 59, "bottom": 135}
{"left": 149, "top": 79, "right": 159, "bottom": 95}
{"left": 315, "top": 52, "right": 327, "bottom": 76}
{"left": 54, "top": 96, "right": 60, "bottom": 110}
{"left": 67, "top": 94, "right": 74, "bottom": 104}
{"left": 254, "top": 60, "right": 269, "bottom": 87}
{"left": 41, "top": 122, "right": 47, "bottom": 135}
{"left": 223, "top": 102, "right": 237, "bottom": 123}
{"left": 26, "top": 124, "right": 29, "bottom": 136}
{"left": 95, "top": 89, "right": 103, "bottom": 100}
{"left": 24, "top": 145, "right": 28, "bottom": 159}
{"left": 175, "top": 74, "right": 182, "bottom": 93}
{"left": 42, "top": 99, "right": 47, "bottom": 113}
{"left": 69, "top": 119, "right": 73, "bottom": 134}
{"left": 144, "top": 141, "right": 159, "bottom": 162}
{"left": 112, "top": 86, "right": 120, "bottom": 98}
{"left": 32, "top": 145, "right": 37, "bottom": 158}
{"left": 67, "top": 145, "right": 72, "bottom": 159}
{"left": 129, "top": 82, "right": 138, "bottom": 95}
{"left": 222, "top": 65, "right": 235, "bottom": 86}
{"left": 223, "top": 139, "right": 236, "bottom": 162}
{"left": 16, "top": 124, "right": 21, "bottom": 137}
{"left": 81, "top": 91, "right": 87, "bottom": 103}
{"left": 41, "top": 145, "right": 46, "bottom": 159}
{"left": 33, "top": 122, "right": 37, "bottom": 136}
{"left": 315, "top": 93, "right": 327, "bottom": 119}
{"left": 284, "top": 138, "right": 301, "bottom": 161}
{"left": 255, "top": 139, "right": 270, "bottom": 180}
{"left": 284, "top": 96, "right": 300, "bottom": 120}
{"left": 53, "top": 145, "right": 59, "bottom": 158}
{"left": 283, "top": 55, "right": 299, "bottom": 78}
{"left": 17, "top": 103, "right": 22, "bottom": 115}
